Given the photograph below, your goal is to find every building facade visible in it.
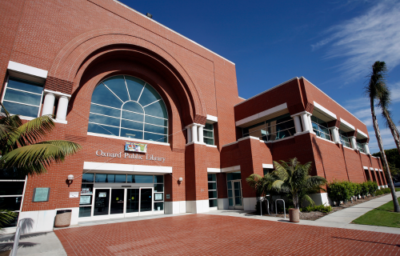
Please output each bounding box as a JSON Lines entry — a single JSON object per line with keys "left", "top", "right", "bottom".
{"left": 0, "top": 0, "right": 386, "bottom": 233}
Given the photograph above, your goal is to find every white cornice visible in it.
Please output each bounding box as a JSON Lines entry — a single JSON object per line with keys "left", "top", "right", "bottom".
{"left": 313, "top": 101, "right": 337, "bottom": 120}
{"left": 236, "top": 103, "right": 288, "bottom": 127}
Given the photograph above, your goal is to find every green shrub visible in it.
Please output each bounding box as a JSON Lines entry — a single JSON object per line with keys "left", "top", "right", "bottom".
{"left": 328, "top": 181, "right": 352, "bottom": 203}
{"left": 302, "top": 204, "right": 332, "bottom": 213}
{"left": 375, "top": 190, "right": 384, "bottom": 196}
{"left": 360, "top": 182, "right": 369, "bottom": 196}
{"left": 354, "top": 183, "right": 362, "bottom": 197}
{"left": 366, "top": 181, "right": 378, "bottom": 195}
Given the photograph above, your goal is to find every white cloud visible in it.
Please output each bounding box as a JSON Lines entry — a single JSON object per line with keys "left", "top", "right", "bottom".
{"left": 312, "top": 0, "right": 400, "bottom": 79}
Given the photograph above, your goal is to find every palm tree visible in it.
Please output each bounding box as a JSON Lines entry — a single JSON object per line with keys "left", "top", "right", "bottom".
{"left": 272, "top": 158, "right": 327, "bottom": 209}
{"left": 246, "top": 172, "right": 276, "bottom": 197}
{"left": 0, "top": 104, "right": 82, "bottom": 228}
{"left": 367, "top": 61, "right": 400, "bottom": 212}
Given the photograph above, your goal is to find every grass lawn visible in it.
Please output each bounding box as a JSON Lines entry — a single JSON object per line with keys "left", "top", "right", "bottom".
{"left": 352, "top": 197, "right": 400, "bottom": 228}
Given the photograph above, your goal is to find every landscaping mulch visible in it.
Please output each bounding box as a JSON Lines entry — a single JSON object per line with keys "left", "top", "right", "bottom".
{"left": 252, "top": 193, "right": 390, "bottom": 221}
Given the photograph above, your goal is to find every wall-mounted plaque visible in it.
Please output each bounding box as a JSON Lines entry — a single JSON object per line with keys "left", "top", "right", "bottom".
{"left": 32, "top": 188, "right": 50, "bottom": 202}
{"left": 154, "top": 193, "right": 163, "bottom": 201}
{"left": 166, "top": 194, "right": 170, "bottom": 199}
{"left": 125, "top": 142, "right": 147, "bottom": 153}
{"left": 80, "top": 195, "right": 91, "bottom": 205}
{"left": 69, "top": 192, "right": 79, "bottom": 198}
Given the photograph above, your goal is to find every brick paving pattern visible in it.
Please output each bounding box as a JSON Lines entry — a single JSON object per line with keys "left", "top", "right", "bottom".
{"left": 55, "top": 215, "right": 400, "bottom": 255}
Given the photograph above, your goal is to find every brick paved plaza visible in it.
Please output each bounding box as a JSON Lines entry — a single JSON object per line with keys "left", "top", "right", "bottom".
{"left": 54, "top": 215, "right": 400, "bottom": 255}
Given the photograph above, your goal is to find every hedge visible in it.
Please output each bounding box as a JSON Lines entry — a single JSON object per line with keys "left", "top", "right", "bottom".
{"left": 327, "top": 181, "right": 378, "bottom": 203}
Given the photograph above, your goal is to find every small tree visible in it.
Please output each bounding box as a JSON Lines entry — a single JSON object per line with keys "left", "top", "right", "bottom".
{"left": 272, "top": 158, "right": 327, "bottom": 209}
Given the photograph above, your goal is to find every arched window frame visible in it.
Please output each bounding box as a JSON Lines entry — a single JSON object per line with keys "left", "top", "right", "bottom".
{"left": 87, "top": 75, "right": 169, "bottom": 143}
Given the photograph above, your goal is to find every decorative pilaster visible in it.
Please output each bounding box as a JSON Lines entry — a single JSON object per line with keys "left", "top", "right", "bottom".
{"left": 329, "top": 127, "right": 340, "bottom": 144}
{"left": 350, "top": 136, "right": 357, "bottom": 150}
{"left": 364, "top": 143, "right": 370, "bottom": 154}
{"left": 42, "top": 92, "right": 55, "bottom": 116}
{"left": 186, "top": 124, "right": 206, "bottom": 145}
{"left": 56, "top": 96, "right": 69, "bottom": 121}
{"left": 292, "top": 115, "right": 302, "bottom": 134}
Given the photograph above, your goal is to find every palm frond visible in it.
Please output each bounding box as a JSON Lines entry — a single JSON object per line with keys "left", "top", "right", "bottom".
{"left": 0, "top": 210, "right": 17, "bottom": 228}
{"left": 273, "top": 161, "right": 288, "bottom": 180}
{"left": 38, "top": 140, "right": 82, "bottom": 155}
{"left": 14, "top": 115, "right": 55, "bottom": 146}
{"left": 302, "top": 194, "right": 315, "bottom": 207}
{"left": 0, "top": 142, "right": 80, "bottom": 175}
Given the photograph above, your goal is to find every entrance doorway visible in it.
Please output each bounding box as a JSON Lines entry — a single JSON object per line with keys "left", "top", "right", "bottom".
{"left": 92, "top": 187, "right": 155, "bottom": 220}
{"left": 228, "top": 180, "right": 243, "bottom": 209}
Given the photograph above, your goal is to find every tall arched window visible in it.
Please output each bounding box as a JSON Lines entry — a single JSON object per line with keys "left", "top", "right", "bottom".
{"left": 88, "top": 75, "right": 168, "bottom": 143}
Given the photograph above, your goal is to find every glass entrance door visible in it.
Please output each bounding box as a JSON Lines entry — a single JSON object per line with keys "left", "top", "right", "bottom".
{"left": 140, "top": 188, "right": 153, "bottom": 212}
{"left": 126, "top": 189, "right": 139, "bottom": 213}
{"left": 110, "top": 189, "right": 124, "bottom": 215}
{"left": 233, "top": 181, "right": 242, "bottom": 209}
{"left": 94, "top": 189, "right": 110, "bottom": 216}
{"left": 228, "top": 180, "right": 243, "bottom": 209}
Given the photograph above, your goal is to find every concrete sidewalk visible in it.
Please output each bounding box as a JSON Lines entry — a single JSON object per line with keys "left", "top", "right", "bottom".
{"left": 205, "top": 191, "right": 400, "bottom": 234}
{"left": 316, "top": 191, "right": 400, "bottom": 224}
{"left": 0, "top": 232, "right": 66, "bottom": 256}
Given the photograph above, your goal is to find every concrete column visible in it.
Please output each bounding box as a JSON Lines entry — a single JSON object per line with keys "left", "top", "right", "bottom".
{"left": 307, "top": 113, "right": 313, "bottom": 132}
{"left": 198, "top": 125, "right": 204, "bottom": 144}
{"left": 187, "top": 127, "right": 192, "bottom": 144}
{"left": 301, "top": 113, "right": 311, "bottom": 132}
{"left": 350, "top": 136, "right": 357, "bottom": 150}
{"left": 292, "top": 115, "right": 302, "bottom": 134}
{"left": 42, "top": 92, "right": 55, "bottom": 116}
{"left": 364, "top": 143, "right": 370, "bottom": 154}
{"left": 56, "top": 96, "right": 69, "bottom": 121}
{"left": 329, "top": 127, "right": 340, "bottom": 144}
{"left": 191, "top": 124, "right": 198, "bottom": 143}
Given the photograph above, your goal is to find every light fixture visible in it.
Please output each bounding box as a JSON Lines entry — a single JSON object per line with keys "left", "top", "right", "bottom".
{"left": 66, "top": 174, "right": 74, "bottom": 187}
{"left": 178, "top": 177, "right": 183, "bottom": 183}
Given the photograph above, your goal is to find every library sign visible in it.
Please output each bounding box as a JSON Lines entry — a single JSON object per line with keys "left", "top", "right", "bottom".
{"left": 95, "top": 142, "right": 166, "bottom": 163}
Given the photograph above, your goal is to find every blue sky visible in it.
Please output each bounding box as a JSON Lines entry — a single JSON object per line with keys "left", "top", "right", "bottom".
{"left": 120, "top": 0, "right": 400, "bottom": 153}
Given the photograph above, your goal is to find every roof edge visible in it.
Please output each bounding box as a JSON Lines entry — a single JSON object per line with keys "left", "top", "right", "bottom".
{"left": 113, "top": 0, "right": 235, "bottom": 65}
{"left": 300, "top": 77, "right": 366, "bottom": 127}
{"left": 234, "top": 77, "right": 299, "bottom": 107}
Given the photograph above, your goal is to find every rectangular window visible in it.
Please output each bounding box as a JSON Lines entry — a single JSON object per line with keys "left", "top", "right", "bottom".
{"left": 311, "top": 116, "right": 332, "bottom": 141}
{"left": 357, "top": 141, "right": 365, "bottom": 153}
{"left": 208, "top": 174, "right": 217, "bottom": 208}
{"left": 1, "top": 77, "right": 44, "bottom": 118}
{"left": 339, "top": 130, "right": 351, "bottom": 148}
{"left": 203, "top": 123, "right": 215, "bottom": 145}
{"left": 242, "top": 114, "right": 295, "bottom": 142}
{"left": 0, "top": 178, "right": 26, "bottom": 228}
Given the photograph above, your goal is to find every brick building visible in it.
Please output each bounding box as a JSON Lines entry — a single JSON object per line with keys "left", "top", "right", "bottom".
{"left": 0, "top": 0, "right": 386, "bottom": 233}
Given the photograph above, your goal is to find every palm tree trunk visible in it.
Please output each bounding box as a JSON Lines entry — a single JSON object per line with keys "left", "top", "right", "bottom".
{"left": 293, "top": 193, "right": 300, "bottom": 209}
{"left": 371, "top": 100, "right": 400, "bottom": 212}
{"left": 382, "top": 108, "right": 400, "bottom": 154}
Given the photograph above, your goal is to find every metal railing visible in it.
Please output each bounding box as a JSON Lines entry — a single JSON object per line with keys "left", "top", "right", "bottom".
{"left": 312, "top": 122, "right": 332, "bottom": 141}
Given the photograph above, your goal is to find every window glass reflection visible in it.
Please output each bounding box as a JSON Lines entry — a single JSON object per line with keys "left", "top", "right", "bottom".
{"left": 88, "top": 76, "right": 168, "bottom": 142}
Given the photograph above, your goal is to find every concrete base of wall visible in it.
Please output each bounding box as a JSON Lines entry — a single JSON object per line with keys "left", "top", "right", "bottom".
{"left": 186, "top": 200, "right": 209, "bottom": 213}
{"left": 309, "top": 193, "right": 330, "bottom": 206}
{"left": 217, "top": 198, "right": 229, "bottom": 210}
{"left": 165, "top": 201, "right": 186, "bottom": 214}
{"left": 11, "top": 207, "right": 79, "bottom": 234}
{"left": 243, "top": 197, "right": 257, "bottom": 211}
